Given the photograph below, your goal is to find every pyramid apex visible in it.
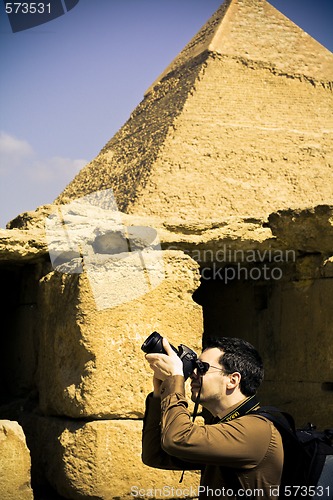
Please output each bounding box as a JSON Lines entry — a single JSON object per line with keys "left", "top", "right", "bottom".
{"left": 146, "top": 0, "right": 333, "bottom": 94}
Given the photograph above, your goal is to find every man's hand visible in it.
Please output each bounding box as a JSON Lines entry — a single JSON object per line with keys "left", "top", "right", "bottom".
{"left": 145, "top": 338, "right": 184, "bottom": 385}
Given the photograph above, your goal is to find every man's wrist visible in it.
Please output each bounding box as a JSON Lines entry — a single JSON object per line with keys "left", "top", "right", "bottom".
{"left": 160, "top": 374, "right": 185, "bottom": 399}
{"left": 153, "top": 372, "right": 182, "bottom": 395}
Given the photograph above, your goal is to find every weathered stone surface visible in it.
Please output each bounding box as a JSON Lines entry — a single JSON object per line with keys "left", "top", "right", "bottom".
{"left": 6, "top": 207, "right": 274, "bottom": 256}
{"left": 267, "top": 205, "right": 333, "bottom": 254}
{"left": 24, "top": 414, "right": 200, "bottom": 500}
{"left": 259, "top": 381, "right": 333, "bottom": 431}
{"left": 6, "top": 205, "right": 54, "bottom": 231}
{"left": 3, "top": 202, "right": 333, "bottom": 422}
{"left": 129, "top": 57, "right": 333, "bottom": 221}
{"left": 0, "top": 420, "right": 33, "bottom": 500}
{"left": 2, "top": 202, "right": 332, "bottom": 425}
{"left": 37, "top": 250, "right": 202, "bottom": 418}
{"left": 0, "top": 227, "right": 46, "bottom": 262}
{"left": 5, "top": 201, "right": 332, "bottom": 268}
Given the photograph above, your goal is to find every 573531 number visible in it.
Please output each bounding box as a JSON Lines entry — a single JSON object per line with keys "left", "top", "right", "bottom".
{"left": 284, "top": 486, "right": 331, "bottom": 497}
{"left": 5, "top": 3, "right": 51, "bottom": 14}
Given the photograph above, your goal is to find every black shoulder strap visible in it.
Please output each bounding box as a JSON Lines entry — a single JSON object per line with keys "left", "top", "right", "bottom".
{"left": 253, "top": 406, "right": 311, "bottom": 490}
{"left": 253, "top": 406, "right": 297, "bottom": 438}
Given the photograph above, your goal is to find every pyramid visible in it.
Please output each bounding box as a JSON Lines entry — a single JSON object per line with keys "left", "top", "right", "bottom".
{"left": 57, "top": 0, "right": 333, "bottom": 220}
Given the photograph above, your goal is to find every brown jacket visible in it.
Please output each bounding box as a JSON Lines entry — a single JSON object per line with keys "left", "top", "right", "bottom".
{"left": 142, "top": 375, "right": 283, "bottom": 500}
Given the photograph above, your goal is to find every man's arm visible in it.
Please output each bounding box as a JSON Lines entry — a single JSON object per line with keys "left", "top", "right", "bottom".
{"left": 141, "top": 391, "right": 201, "bottom": 471}
{"left": 159, "top": 375, "right": 274, "bottom": 469}
{"left": 142, "top": 342, "right": 201, "bottom": 470}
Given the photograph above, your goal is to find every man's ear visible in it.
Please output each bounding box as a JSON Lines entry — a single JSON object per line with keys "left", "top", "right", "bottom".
{"left": 226, "top": 372, "right": 241, "bottom": 390}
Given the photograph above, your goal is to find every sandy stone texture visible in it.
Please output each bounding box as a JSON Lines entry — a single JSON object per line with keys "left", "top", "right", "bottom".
{"left": 25, "top": 415, "right": 201, "bottom": 500}
{"left": 37, "top": 250, "right": 203, "bottom": 419}
{"left": 0, "top": 420, "right": 33, "bottom": 500}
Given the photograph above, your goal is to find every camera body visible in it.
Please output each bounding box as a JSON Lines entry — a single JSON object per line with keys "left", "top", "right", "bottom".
{"left": 141, "top": 331, "right": 197, "bottom": 380}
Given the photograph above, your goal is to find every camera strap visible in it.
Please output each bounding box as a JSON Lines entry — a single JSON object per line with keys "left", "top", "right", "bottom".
{"left": 192, "top": 385, "right": 202, "bottom": 422}
{"left": 179, "top": 391, "right": 259, "bottom": 483}
{"left": 192, "top": 389, "right": 259, "bottom": 424}
{"left": 179, "top": 383, "right": 202, "bottom": 484}
{"left": 216, "top": 394, "right": 260, "bottom": 423}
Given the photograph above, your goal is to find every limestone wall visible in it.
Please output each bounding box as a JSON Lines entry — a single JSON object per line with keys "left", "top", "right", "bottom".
{"left": 0, "top": 420, "right": 34, "bottom": 500}
{"left": 0, "top": 226, "right": 203, "bottom": 498}
{"left": 22, "top": 414, "right": 200, "bottom": 500}
{"left": 36, "top": 250, "right": 203, "bottom": 419}
{"left": 1, "top": 205, "right": 333, "bottom": 498}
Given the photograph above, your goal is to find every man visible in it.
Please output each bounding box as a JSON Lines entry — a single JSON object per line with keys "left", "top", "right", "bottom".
{"left": 142, "top": 336, "right": 283, "bottom": 499}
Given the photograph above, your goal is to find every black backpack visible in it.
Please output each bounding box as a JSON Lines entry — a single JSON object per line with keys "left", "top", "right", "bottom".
{"left": 255, "top": 407, "right": 333, "bottom": 499}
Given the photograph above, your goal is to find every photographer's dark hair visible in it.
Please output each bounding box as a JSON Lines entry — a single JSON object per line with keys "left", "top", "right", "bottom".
{"left": 204, "top": 337, "right": 264, "bottom": 396}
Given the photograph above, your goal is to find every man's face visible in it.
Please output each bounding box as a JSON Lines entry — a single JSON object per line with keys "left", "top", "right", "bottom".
{"left": 190, "top": 347, "right": 230, "bottom": 407}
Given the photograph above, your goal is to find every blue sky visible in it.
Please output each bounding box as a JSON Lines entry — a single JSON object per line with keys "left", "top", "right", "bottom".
{"left": 1, "top": 0, "right": 332, "bottom": 228}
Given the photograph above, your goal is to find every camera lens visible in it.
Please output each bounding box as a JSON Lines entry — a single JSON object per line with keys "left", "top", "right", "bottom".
{"left": 141, "top": 333, "right": 198, "bottom": 380}
{"left": 141, "top": 332, "right": 165, "bottom": 354}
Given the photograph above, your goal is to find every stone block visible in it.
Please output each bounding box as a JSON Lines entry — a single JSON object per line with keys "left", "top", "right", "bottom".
{"left": 259, "top": 381, "right": 333, "bottom": 430}
{"left": 25, "top": 414, "right": 200, "bottom": 500}
{"left": 0, "top": 420, "right": 33, "bottom": 500}
{"left": 37, "top": 250, "right": 202, "bottom": 418}
{"left": 268, "top": 205, "right": 333, "bottom": 254}
{"left": 0, "top": 227, "right": 46, "bottom": 262}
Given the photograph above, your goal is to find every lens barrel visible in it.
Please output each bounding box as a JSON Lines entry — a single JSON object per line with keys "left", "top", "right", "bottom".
{"left": 141, "top": 332, "right": 197, "bottom": 379}
{"left": 141, "top": 332, "right": 165, "bottom": 354}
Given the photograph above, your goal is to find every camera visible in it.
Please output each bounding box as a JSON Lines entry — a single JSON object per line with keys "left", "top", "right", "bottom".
{"left": 141, "top": 331, "right": 198, "bottom": 379}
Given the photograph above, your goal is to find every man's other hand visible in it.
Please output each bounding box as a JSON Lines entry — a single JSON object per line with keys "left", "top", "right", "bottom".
{"left": 145, "top": 338, "right": 184, "bottom": 382}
